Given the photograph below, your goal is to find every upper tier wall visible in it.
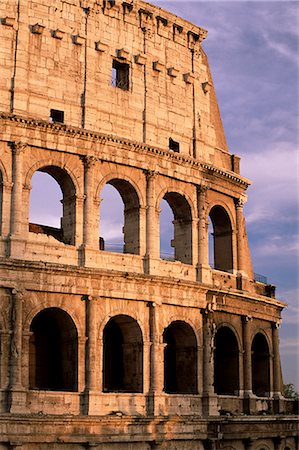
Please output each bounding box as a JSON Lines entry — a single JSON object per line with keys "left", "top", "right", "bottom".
{"left": 0, "top": 0, "right": 231, "bottom": 167}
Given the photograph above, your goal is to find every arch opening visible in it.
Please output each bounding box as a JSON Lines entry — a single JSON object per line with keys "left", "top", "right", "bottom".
{"left": 29, "top": 167, "right": 76, "bottom": 245}
{"left": 209, "top": 205, "right": 233, "bottom": 273}
{"left": 160, "top": 192, "right": 192, "bottom": 264}
{"left": 252, "top": 333, "right": 270, "bottom": 397}
{"left": 214, "top": 327, "right": 239, "bottom": 395}
{"left": 29, "top": 307, "right": 78, "bottom": 391}
{"left": 100, "top": 180, "right": 140, "bottom": 255}
{"left": 163, "top": 320, "right": 197, "bottom": 394}
{"left": 103, "top": 315, "right": 143, "bottom": 392}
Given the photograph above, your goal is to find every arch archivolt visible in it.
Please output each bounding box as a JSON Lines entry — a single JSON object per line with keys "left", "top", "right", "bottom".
{"left": 207, "top": 199, "right": 236, "bottom": 231}
{"left": 155, "top": 185, "right": 196, "bottom": 219}
{"left": 160, "top": 314, "right": 200, "bottom": 346}
{"left": 24, "top": 157, "right": 82, "bottom": 197}
{"left": 215, "top": 322, "right": 242, "bottom": 350}
{"left": 252, "top": 441, "right": 271, "bottom": 450}
{"left": 23, "top": 297, "right": 83, "bottom": 338}
{"left": 251, "top": 328, "right": 272, "bottom": 349}
{"left": 95, "top": 169, "right": 145, "bottom": 207}
{"left": 97, "top": 309, "right": 145, "bottom": 342}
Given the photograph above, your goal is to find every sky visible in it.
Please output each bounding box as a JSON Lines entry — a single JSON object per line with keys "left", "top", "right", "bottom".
{"left": 150, "top": 0, "right": 299, "bottom": 388}
{"left": 30, "top": 1, "right": 299, "bottom": 390}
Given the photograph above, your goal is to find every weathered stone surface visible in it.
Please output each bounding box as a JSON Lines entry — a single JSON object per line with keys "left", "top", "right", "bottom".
{"left": 0, "top": 0, "right": 296, "bottom": 449}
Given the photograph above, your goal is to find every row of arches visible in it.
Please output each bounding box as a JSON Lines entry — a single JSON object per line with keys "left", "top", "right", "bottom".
{"left": 29, "top": 307, "right": 270, "bottom": 397}
{"left": 23, "top": 167, "right": 233, "bottom": 271}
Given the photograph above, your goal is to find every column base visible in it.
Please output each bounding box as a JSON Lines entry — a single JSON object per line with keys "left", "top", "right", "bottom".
{"left": 197, "top": 264, "right": 212, "bottom": 285}
{"left": 273, "top": 392, "right": 285, "bottom": 414}
{"left": 143, "top": 256, "right": 160, "bottom": 275}
{"left": 202, "top": 393, "right": 218, "bottom": 416}
{"left": 146, "top": 392, "right": 164, "bottom": 416}
{"left": 7, "top": 388, "right": 27, "bottom": 413}
{"left": 7, "top": 236, "right": 27, "bottom": 260}
{"left": 80, "top": 390, "right": 100, "bottom": 415}
{"left": 243, "top": 391, "right": 256, "bottom": 415}
{"left": 79, "top": 245, "right": 99, "bottom": 267}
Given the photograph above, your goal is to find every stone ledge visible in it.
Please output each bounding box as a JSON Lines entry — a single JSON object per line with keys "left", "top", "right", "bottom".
{"left": 0, "top": 113, "right": 251, "bottom": 189}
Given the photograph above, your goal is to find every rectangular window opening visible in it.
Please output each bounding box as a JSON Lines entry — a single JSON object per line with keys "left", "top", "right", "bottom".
{"left": 112, "top": 60, "right": 129, "bottom": 91}
{"left": 169, "top": 138, "right": 180, "bottom": 153}
{"left": 50, "top": 109, "right": 64, "bottom": 123}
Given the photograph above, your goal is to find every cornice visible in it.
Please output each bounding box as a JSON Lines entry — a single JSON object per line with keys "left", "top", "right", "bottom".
{"left": 0, "top": 113, "right": 251, "bottom": 189}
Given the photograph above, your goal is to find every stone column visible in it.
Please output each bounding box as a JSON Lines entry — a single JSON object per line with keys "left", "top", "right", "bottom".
{"left": 234, "top": 197, "right": 247, "bottom": 276}
{"left": 9, "top": 142, "right": 26, "bottom": 236}
{"left": 8, "top": 288, "right": 26, "bottom": 413}
{"left": 147, "top": 301, "right": 161, "bottom": 415}
{"left": 144, "top": 170, "right": 158, "bottom": 273}
{"left": 242, "top": 315, "right": 255, "bottom": 414}
{"left": 21, "top": 331, "right": 32, "bottom": 389}
{"left": 272, "top": 322, "right": 281, "bottom": 395}
{"left": 202, "top": 309, "right": 217, "bottom": 416}
{"left": 197, "top": 184, "right": 211, "bottom": 284}
{"left": 82, "top": 156, "right": 96, "bottom": 248}
{"left": 0, "top": 180, "right": 13, "bottom": 235}
{"left": 272, "top": 321, "right": 283, "bottom": 413}
{"left": 85, "top": 295, "right": 98, "bottom": 391}
{"left": 9, "top": 289, "right": 23, "bottom": 389}
{"left": 82, "top": 295, "right": 99, "bottom": 415}
{"left": 0, "top": 331, "right": 11, "bottom": 389}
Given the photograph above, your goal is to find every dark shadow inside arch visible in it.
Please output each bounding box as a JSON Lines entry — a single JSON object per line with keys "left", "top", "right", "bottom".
{"left": 209, "top": 205, "right": 233, "bottom": 273}
{"left": 214, "top": 327, "right": 239, "bottom": 395}
{"left": 100, "top": 179, "right": 140, "bottom": 255}
{"left": 29, "top": 307, "right": 78, "bottom": 391}
{"left": 29, "top": 166, "right": 76, "bottom": 245}
{"left": 160, "top": 192, "right": 192, "bottom": 264}
{"left": 163, "top": 320, "right": 197, "bottom": 394}
{"left": 252, "top": 333, "right": 270, "bottom": 397}
{"left": 103, "top": 315, "right": 143, "bottom": 392}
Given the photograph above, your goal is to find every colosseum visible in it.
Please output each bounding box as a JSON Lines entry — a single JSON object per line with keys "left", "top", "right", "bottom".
{"left": 0, "top": 0, "right": 297, "bottom": 448}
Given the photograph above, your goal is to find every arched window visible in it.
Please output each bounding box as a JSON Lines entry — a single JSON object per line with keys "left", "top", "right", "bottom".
{"left": 29, "top": 308, "right": 78, "bottom": 391}
{"left": 103, "top": 315, "right": 143, "bottom": 392}
{"left": 160, "top": 192, "right": 192, "bottom": 264}
{"left": 100, "top": 179, "right": 140, "bottom": 254}
{"left": 163, "top": 321, "right": 197, "bottom": 394}
{"left": 29, "top": 167, "right": 76, "bottom": 245}
{"left": 252, "top": 333, "right": 270, "bottom": 397}
{"left": 214, "top": 327, "right": 239, "bottom": 395}
{"left": 209, "top": 205, "right": 233, "bottom": 272}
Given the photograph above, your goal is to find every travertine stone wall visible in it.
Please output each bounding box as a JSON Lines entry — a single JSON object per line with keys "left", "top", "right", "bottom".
{"left": 0, "top": 0, "right": 297, "bottom": 449}
{"left": 0, "top": 0, "right": 232, "bottom": 165}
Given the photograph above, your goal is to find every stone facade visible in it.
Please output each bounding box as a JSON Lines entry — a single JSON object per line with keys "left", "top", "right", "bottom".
{"left": 0, "top": 0, "right": 297, "bottom": 449}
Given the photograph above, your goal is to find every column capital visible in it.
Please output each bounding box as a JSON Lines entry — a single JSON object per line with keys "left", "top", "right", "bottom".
{"left": 81, "top": 295, "right": 99, "bottom": 302}
{"left": 272, "top": 320, "right": 281, "bottom": 329}
{"left": 9, "top": 141, "right": 27, "bottom": 155}
{"left": 80, "top": 155, "right": 97, "bottom": 169}
{"left": 11, "top": 288, "right": 26, "bottom": 300}
{"left": 197, "top": 183, "right": 210, "bottom": 194}
{"left": 144, "top": 169, "right": 157, "bottom": 181}
{"left": 234, "top": 195, "right": 247, "bottom": 209}
{"left": 242, "top": 315, "right": 252, "bottom": 323}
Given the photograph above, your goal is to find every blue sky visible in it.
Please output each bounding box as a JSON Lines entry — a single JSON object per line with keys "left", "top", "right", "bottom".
{"left": 150, "top": 0, "right": 299, "bottom": 388}
{"left": 30, "top": 1, "right": 298, "bottom": 389}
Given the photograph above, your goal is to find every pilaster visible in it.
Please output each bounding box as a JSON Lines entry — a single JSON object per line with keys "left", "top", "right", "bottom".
{"left": 7, "top": 288, "right": 27, "bottom": 413}
{"left": 202, "top": 309, "right": 218, "bottom": 416}
{"left": 144, "top": 170, "right": 159, "bottom": 273}
{"left": 242, "top": 315, "right": 255, "bottom": 414}
{"left": 197, "top": 184, "right": 211, "bottom": 284}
